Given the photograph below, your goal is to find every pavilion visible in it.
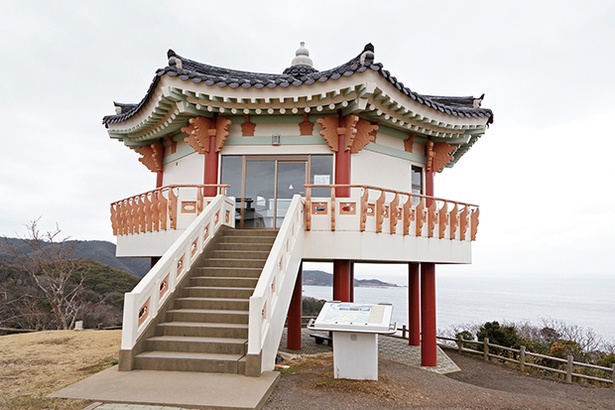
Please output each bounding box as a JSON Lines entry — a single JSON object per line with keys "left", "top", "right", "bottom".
{"left": 103, "top": 42, "right": 493, "bottom": 376}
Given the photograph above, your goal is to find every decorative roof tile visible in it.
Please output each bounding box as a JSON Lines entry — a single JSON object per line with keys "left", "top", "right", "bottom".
{"left": 103, "top": 44, "right": 494, "bottom": 126}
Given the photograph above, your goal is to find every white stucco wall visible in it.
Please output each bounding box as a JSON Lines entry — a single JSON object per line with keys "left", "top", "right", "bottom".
{"left": 162, "top": 145, "right": 203, "bottom": 186}
{"left": 351, "top": 150, "right": 412, "bottom": 192}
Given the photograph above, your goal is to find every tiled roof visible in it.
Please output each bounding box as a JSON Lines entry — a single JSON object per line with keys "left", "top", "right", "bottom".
{"left": 103, "top": 44, "right": 493, "bottom": 127}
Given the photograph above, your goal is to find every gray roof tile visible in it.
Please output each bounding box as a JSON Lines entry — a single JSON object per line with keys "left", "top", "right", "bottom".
{"left": 103, "top": 44, "right": 494, "bottom": 127}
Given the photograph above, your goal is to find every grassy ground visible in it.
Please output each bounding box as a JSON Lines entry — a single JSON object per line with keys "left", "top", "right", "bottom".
{"left": 0, "top": 329, "right": 121, "bottom": 410}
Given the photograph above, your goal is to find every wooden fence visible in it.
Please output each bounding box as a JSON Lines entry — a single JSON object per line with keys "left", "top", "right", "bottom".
{"left": 435, "top": 335, "right": 615, "bottom": 387}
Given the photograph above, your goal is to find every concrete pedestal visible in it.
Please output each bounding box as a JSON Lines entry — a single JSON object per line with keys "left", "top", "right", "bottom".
{"left": 332, "top": 332, "right": 378, "bottom": 380}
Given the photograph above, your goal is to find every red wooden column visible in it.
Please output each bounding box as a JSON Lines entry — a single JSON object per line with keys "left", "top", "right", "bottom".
{"left": 333, "top": 260, "right": 352, "bottom": 302}
{"left": 420, "top": 262, "right": 437, "bottom": 366}
{"left": 203, "top": 115, "right": 219, "bottom": 197}
{"left": 287, "top": 263, "right": 303, "bottom": 350}
{"left": 335, "top": 112, "right": 351, "bottom": 197}
{"left": 349, "top": 262, "right": 355, "bottom": 302}
{"left": 408, "top": 263, "right": 420, "bottom": 346}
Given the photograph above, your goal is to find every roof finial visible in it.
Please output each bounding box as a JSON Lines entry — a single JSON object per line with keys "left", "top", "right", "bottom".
{"left": 291, "top": 41, "right": 313, "bottom": 67}
{"left": 360, "top": 43, "right": 375, "bottom": 66}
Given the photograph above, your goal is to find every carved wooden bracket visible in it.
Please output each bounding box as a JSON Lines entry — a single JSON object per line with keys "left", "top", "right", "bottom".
{"left": 135, "top": 143, "right": 163, "bottom": 172}
{"left": 299, "top": 113, "right": 314, "bottom": 136}
{"left": 404, "top": 133, "right": 416, "bottom": 153}
{"left": 181, "top": 116, "right": 231, "bottom": 153}
{"left": 316, "top": 116, "right": 339, "bottom": 151}
{"left": 317, "top": 114, "right": 377, "bottom": 153}
{"left": 165, "top": 135, "right": 177, "bottom": 154}
{"left": 426, "top": 141, "right": 456, "bottom": 173}
{"left": 241, "top": 114, "right": 256, "bottom": 137}
{"left": 351, "top": 119, "right": 378, "bottom": 153}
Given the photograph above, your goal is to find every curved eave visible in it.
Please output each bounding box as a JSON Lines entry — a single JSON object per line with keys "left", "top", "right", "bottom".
{"left": 106, "top": 71, "right": 490, "bottom": 145}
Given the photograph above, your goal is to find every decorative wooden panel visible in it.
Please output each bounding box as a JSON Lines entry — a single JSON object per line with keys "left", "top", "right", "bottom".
{"left": 427, "top": 201, "right": 437, "bottom": 238}
{"left": 299, "top": 113, "right": 314, "bottom": 136}
{"left": 359, "top": 188, "right": 369, "bottom": 232}
{"left": 135, "top": 142, "right": 163, "bottom": 172}
{"left": 375, "top": 190, "right": 386, "bottom": 233}
{"left": 470, "top": 208, "right": 480, "bottom": 241}
{"left": 415, "top": 199, "right": 425, "bottom": 237}
{"left": 459, "top": 206, "right": 469, "bottom": 240}
{"left": 350, "top": 119, "right": 378, "bottom": 153}
{"left": 241, "top": 114, "right": 256, "bottom": 136}
{"left": 311, "top": 202, "right": 328, "bottom": 214}
{"left": 389, "top": 193, "right": 399, "bottom": 234}
{"left": 339, "top": 202, "right": 356, "bottom": 215}
{"left": 449, "top": 203, "right": 459, "bottom": 240}
{"left": 438, "top": 201, "right": 448, "bottom": 239}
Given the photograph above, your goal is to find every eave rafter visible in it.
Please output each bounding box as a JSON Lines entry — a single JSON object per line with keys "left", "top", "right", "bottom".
{"left": 108, "top": 80, "right": 487, "bottom": 148}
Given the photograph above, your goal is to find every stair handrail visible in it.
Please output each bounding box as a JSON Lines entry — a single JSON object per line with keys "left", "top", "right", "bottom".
{"left": 247, "top": 194, "right": 305, "bottom": 375}
{"left": 120, "top": 194, "right": 235, "bottom": 351}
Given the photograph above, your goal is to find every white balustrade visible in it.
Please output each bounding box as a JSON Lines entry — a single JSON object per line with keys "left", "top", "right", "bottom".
{"left": 248, "top": 195, "right": 305, "bottom": 372}
{"left": 120, "top": 195, "right": 235, "bottom": 351}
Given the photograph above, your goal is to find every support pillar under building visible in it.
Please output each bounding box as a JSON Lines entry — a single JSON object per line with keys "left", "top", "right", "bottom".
{"left": 333, "top": 260, "right": 352, "bottom": 302}
{"left": 287, "top": 263, "right": 303, "bottom": 350}
{"left": 420, "top": 262, "right": 437, "bottom": 366}
{"left": 408, "top": 263, "right": 420, "bottom": 346}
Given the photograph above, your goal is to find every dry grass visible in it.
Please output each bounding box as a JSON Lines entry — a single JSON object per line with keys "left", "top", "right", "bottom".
{"left": 0, "top": 329, "right": 121, "bottom": 410}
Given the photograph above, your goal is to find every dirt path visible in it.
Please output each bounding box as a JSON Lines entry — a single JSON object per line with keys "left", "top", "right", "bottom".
{"left": 265, "top": 352, "right": 615, "bottom": 409}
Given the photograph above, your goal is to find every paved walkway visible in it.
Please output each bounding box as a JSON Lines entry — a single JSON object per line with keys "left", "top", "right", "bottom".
{"left": 67, "top": 329, "right": 456, "bottom": 410}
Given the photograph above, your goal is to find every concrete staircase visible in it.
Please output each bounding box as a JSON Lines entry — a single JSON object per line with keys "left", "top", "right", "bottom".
{"left": 133, "top": 229, "right": 278, "bottom": 374}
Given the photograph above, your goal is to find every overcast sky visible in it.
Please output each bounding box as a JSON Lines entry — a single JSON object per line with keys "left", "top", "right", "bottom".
{"left": 1, "top": 1, "right": 613, "bottom": 281}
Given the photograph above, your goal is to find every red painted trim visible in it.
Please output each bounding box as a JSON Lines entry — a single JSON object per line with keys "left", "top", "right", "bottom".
{"left": 333, "top": 260, "right": 352, "bottom": 302}
{"left": 156, "top": 171, "right": 163, "bottom": 189}
{"left": 408, "top": 263, "right": 420, "bottom": 346}
{"left": 287, "top": 264, "right": 303, "bottom": 350}
{"left": 204, "top": 119, "right": 219, "bottom": 196}
{"left": 425, "top": 169, "right": 434, "bottom": 198}
{"left": 335, "top": 113, "right": 351, "bottom": 197}
{"left": 420, "top": 262, "right": 437, "bottom": 366}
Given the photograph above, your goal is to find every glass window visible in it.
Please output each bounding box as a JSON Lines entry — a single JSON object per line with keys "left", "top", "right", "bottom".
{"left": 411, "top": 166, "right": 423, "bottom": 205}
{"left": 309, "top": 155, "right": 333, "bottom": 197}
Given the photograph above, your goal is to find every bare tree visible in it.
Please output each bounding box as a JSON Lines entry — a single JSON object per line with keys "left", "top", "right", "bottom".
{"left": 2, "top": 219, "right": 88, "bottom": 330}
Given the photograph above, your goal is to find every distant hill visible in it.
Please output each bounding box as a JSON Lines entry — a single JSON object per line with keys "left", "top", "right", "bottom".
{"left": 303, "top": 270, "right": 398, "bottom": 288}
{"left": 1, "top": 237, "right": 150, "bottom": 278}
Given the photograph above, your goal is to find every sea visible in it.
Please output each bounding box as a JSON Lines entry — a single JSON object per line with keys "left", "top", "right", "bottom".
{"left": 303, "top": 272, "right": 615, "bottom": 343}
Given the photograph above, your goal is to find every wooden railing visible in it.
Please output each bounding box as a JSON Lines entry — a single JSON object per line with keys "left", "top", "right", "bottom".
{"left": 436, "top": 335, "right": 615, "bottom": 387}
{"left": 120, "top": 195, "right": 235, "bottom": 351}
{"left": 304, "top": 184, "right": 479, "bottom": 240}
{"left": 110, "top": 184, "right": 228, "bottom": 236}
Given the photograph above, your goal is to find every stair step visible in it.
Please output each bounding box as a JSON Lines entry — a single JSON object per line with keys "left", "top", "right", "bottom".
{"left": 157, "top": 321, "right": 249, "bottom": 338}
{"left": 222, "top": 236, "right": 276, "bottom": 244}
{"left": 134, "top": 350, "right": 246, "bottom": 373}
{"left": 217, "top": 242, "right": 274, "bottom": 251}
{"left": 224, "top": 229, "right": 278, "bottom": 237}
{"left": 166, "top": 308, "right": 248, "bottom": 324}
{"left": 183, "top": 286, "right": 254, "bottom": 299}
{"left": 175, "top": 297, "right": 250, "bottom": 310}
{"left": 201, "top": 258, "right": 266, "bottom": 269}
{"left": 145, "top": 335, "right": 247, "bottom": 354}
{"left": 195, "top": 267, "right": 263, "bottom": 278}
{"left": 190, "top": 276, "right": 258, "bottom": 287}
{"left": 210, "top": 250, "right": 271, "bottom": 259}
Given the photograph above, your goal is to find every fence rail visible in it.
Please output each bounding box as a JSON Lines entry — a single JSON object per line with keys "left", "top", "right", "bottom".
{"left": 434, "top": 334, "right": 615, "bottom": 386}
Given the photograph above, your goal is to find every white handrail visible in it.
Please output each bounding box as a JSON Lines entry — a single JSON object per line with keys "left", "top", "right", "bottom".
{"left": 120, "top": 194, "right": 235, "bottom": 351}
{"left": 248, "top": 195, "right": 305, "bottom": 372}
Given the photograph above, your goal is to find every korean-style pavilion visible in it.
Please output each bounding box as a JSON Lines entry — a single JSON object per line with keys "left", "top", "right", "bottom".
{"left": 103, "top": 42, "right": 493, "bottom": 377}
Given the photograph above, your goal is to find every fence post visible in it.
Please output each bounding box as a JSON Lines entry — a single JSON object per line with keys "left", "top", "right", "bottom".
{"left": 519, "top": 345, "right": 526, "bottom": 372}
{"left": 402, "top": 325, "right": 407, "bottom": 340}
{"left": 457, "top": 335, "right": 463, "bottom": 354}
{"left": 483, "top": 337, "right": 489, "bottom": 361}
{"left": 566, "top": 354, "right": 573, "bottom": 384}
{"left": 612, "top": 364, "right": 614, "bottom": 388}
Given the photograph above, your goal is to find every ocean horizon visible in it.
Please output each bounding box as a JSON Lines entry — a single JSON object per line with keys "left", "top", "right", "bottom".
{"left": 302, "top": 272, "right": 615, "bottom": 344}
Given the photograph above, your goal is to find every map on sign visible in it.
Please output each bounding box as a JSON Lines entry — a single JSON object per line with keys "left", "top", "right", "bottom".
{"left": 311, "top": 302, "right": 393, "bottom": 332}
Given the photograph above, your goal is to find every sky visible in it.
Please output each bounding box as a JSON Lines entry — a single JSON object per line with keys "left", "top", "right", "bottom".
{"left": 1, "top": 1, "right": 614, "bottom": 283}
